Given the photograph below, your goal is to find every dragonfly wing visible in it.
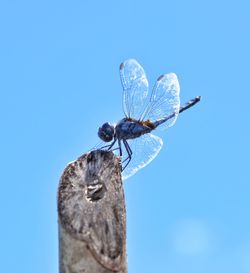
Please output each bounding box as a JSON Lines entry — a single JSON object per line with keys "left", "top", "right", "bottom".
{"left": 120, "top": 59, "right": 149, "bottom": 119}
{"left": 122, "top": 133, "right": 163, "bottom": 180}
{"left": 142, "top": 73, "right": 180, "bottom": 130}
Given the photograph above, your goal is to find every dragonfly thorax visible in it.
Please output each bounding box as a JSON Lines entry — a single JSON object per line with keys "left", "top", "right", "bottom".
{"left": 115, "top": 118, "right": 153, "bottom": 140}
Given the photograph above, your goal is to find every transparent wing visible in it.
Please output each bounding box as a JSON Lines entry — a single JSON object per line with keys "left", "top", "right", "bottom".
{"left": 122, "top": 133, "right": 163, "bottom": 180}
{"left": 141, "top": 73, "right": 180, "bottom": 130}
{"left": 120, "top": 59, "right": 149, "bottom": 119}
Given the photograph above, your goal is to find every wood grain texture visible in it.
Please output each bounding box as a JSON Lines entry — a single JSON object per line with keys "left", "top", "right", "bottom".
{"left": 58, "top": 150, "right": 127, "bottom": 273}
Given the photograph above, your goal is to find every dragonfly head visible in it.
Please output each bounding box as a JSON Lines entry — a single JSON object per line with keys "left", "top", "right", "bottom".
{"left": 98, "top": 122, "right": 115, "bottom": 142}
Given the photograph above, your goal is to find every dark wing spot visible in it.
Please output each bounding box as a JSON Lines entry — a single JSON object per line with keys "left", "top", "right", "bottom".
{"left": 157, "top": 74, "right": 165, "bottom": 81}
{"left": 120, "top": 63, "right": 124, "bottom": 70}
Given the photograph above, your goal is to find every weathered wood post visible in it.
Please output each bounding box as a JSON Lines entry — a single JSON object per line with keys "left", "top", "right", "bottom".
{"left": 58, "top": 150, "right": 127, "bottom": 273}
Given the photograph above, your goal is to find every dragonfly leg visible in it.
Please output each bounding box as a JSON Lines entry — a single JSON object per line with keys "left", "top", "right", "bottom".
{"left": 122, "top": 139, "right": 132, "bottom": 171}
{"left": 114, "top": 139, "right": 123, "bottom": 172}
{"left": 125, "top": 139, "right": 132, "bottom": 155}
{"left": 111, "top": 147, "right": 120, "bottom": 152}
{"left": 118, "top": 139, "right": 122, "bottom": 157}
{"left": 100, "top": 138, "right": 117, "bottom": 150}
{"left": 107, "top": 138, "right": 117, "bottom": 150}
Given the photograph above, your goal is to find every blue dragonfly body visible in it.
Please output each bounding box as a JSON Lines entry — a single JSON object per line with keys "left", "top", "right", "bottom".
{"left": 98, "top": 59, "right": 200, "bottom": 179}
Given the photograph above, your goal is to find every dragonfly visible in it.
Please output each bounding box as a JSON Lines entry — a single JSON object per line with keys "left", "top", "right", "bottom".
{"left": 98, "top": 59, "right": 201, "bottom": 180}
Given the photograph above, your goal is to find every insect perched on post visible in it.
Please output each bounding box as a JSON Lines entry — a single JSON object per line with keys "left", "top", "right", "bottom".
{"left": 98, "top": 59, "right": 201, "bottom": 180}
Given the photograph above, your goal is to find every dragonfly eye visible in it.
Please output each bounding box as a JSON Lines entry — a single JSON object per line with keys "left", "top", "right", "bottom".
{"left": 98, "top": 122, "right": 115, "bottom": 142}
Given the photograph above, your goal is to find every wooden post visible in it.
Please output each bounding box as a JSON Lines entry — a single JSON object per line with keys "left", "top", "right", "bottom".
{"left": 58, "top": 150, "right": 127, "bottom": 273}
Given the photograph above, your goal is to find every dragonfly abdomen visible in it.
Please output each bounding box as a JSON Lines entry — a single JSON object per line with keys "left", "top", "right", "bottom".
{"left": 153, "top": 96, "right": 201, "bottom": 128}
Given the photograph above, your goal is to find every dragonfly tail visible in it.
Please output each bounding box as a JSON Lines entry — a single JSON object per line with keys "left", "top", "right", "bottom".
{"left": 153, "top": 96, "right": 201, "bottom": 128}
{"left": 179, "top": 96, "right": 201, "bottom": 113}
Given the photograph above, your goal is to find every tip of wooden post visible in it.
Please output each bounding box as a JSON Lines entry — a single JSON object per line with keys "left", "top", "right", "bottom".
{"left": 58, "top": 149, "right": 127, "bottom": 272}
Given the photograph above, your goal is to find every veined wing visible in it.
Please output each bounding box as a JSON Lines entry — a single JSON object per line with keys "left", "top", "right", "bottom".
{"left": 120, "top": 59, "right": 149, "bottom": 120}
{"left": 141, "top": 73, "right": 180, "bottom": 130}
{"left": 122, "top": 133, "right": 163, "bottom": 180}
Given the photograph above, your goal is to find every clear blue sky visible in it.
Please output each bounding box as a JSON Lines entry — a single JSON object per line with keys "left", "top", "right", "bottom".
{"left": 0, "top": 0, "right": 249, "bottom": 272}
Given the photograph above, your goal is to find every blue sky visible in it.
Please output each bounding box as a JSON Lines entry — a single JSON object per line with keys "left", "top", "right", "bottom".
{"left": 0, "top": 0, "right": 249, "bottom": 272}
